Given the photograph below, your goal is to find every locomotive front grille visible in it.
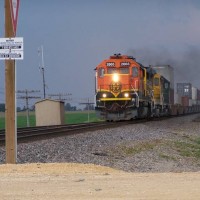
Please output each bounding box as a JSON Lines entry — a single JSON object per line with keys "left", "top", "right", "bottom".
{"left": 109, "top": 82, "right": 122, "bottom": 93}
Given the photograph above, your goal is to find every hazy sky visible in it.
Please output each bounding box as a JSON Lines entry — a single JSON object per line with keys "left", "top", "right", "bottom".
{"left": 0, "top": 0, "right": 200, "bottom": 108}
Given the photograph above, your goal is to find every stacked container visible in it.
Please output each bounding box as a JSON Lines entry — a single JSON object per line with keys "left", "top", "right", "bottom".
{"left": 174, "top": 93, "right": 182, "bottom": 105}
{"left": 192, "top": 86, "right": 197, "bottom": 105}
{"left": 177, "top": 83, "right": 192, "bottom": 99}
{"left": 177, "top": 83, "right": 200, "bottom": 106}
{"left": 182, "top": 96, "right": 189, "bottom": 107}
{"left": 197, "top": 89, "right": 200, "bottom": 105}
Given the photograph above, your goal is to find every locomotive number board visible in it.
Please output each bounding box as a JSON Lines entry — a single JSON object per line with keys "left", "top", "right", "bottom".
{"left": 106, "top": 62, "right": 131, "bottom": 67}
{"left": 106, "top": 62, "right": 115, "bottom": 67}
{"left": 120, "top": 62, "right": 130, "bottom": 66}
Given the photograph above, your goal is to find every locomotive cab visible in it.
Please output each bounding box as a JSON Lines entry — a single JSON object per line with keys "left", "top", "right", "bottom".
{"left": 152, "top": 73, "right": 170, "bottom": 116}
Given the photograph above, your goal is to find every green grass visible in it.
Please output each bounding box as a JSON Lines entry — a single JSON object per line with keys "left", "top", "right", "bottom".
{"left": 65, "top": 111, "right": 100, "bottom": 124}
{"left": 158, "top": 153, "right": 177, "bottom": 161}
{"left": 0, "top": 111, "right": 101, "bottom": 129}
{"left": 0, "top": 112, "right": 36, "bottom": 129}
{"left": 17, "top": 115, "right": 36, "bottom": 128}
{"left": 173, "top": 138, "right": 200, "bottom": 159}
{"left": 120, "top": 140, "right": 161, "bottom": 156}
{"left": 114, "top": 137, "right": 200, "bottom": 161}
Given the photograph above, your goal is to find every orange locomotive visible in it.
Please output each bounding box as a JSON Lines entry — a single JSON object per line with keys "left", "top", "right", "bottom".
{"left": 95, "top": 54, "right": 156, "bottom": 121}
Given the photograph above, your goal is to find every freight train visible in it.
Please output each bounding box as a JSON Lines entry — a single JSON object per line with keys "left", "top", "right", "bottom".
{"left": 94, "top": 54, "right": 200, "bottom": 121}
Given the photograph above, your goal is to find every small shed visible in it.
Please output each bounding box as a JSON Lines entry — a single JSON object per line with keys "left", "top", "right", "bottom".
{"left": 35, "top": 99, "right": 65, "bottom": 126}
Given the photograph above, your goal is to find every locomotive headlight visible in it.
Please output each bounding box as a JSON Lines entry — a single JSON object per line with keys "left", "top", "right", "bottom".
{"left": 102, "top": 93, "right": 107, "bottom": 98}
{"left": 112, "top": 73, "right": 119, "bottom": 82}
{"left": 124, "top": 93, "right": 129, "bottom": 98}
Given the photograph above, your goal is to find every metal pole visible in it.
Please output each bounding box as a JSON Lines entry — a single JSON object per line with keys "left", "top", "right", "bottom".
{"left": 88, "top": 98, "right": 90, "bottom": 122}
{"left": 39, "top": 45, "right": 46, "bottom": 99}
{"left": 25, "top": 90, "right": 30, "bottom": 127}
{"left": 15, "top": 61, "right": 17, "bottom": 151}
{"left": 42, "top": 67, "right": 46, "bottom": 99}
{"left": 41, "top": 46, "right": 46, "bottom": 99}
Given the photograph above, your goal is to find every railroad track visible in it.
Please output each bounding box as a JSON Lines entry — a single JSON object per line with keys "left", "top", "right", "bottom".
{"left": 0, "top": 121, "right": 133, "bottom": 144}
{"left": 0, "top": 113, "right": 194, "bottom": 145}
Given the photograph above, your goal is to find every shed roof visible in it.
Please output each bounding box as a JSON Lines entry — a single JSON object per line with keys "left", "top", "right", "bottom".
{"left": 35, "top": 98, "right": 64, "bottom": 105}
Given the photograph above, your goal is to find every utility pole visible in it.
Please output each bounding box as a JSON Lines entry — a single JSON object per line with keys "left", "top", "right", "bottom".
{"left": 79, "top": 98, "right": 94, "bottom": 122}
{"left": 17, "top": 90, "right": 40, "bottom": 127}
{"left": 5, "top": 0, "right": 16, "bottom": 164}
{"left": 38, "top": 45, "right": 46, "bottom": 99}
{"left": 48, "top": 93, "right": 72, "bottom": 101}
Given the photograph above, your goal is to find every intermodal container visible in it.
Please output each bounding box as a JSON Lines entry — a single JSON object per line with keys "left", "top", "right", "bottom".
{"left": 181, "top": 96, "right": 189, "bottom": 107}
{"left": 192, "top": 87, "right": 197, "bottom": 100}
{"left": 177, "top": 83, "right": 192, "bottom": 99}
{"left": 197, "top": 89, "right": 200, "bottom": 100}
{"left": 192, "top": 99, "right": 197, "bottom": 105}
{"left": 189, "top": 99, "right": 193, "bottom": 107}
{"left": 170, "top": 89, "right": 174, "bottom": 104}
{"left": 174, "top": 93, "right": 182, "bottom": 104}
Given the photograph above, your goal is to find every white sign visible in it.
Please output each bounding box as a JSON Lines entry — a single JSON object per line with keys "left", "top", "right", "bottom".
{"left": 9, "top": 0, "right": 20, "bottom": 36}
{"left": 0, "top": 52, "right": 23, "bottom": 60}
{"left": 0, "top": 37, "right": 23, "bottom": 50}
{"left": 0, "top": 37, "right": 23, "bottom": 60}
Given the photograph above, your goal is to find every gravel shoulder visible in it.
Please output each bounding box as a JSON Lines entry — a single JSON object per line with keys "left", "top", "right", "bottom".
{"left": 1, "top": 114, "right": 200, "bottom": 172}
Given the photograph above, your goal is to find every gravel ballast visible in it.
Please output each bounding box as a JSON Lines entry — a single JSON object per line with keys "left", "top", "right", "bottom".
{"left": 1, "top": 114, "right": 200, "bottom": 172}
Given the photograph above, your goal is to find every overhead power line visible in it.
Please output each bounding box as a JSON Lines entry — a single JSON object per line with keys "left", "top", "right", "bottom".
{"left": 48, "top": 93, "right": 72, "bottom": 101}
{"left": 79, "top": 98, "right": 94, "bottom": 122}
{"left": 17, "top": 89, "right": 41, "bottom": 127}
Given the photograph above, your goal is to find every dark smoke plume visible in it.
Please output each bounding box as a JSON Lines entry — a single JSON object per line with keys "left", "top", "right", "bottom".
{"left": 127, "top": 46, "right": 200, "bottom": 88}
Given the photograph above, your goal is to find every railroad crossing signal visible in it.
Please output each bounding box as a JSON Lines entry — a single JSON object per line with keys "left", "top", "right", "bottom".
{"left": 10, "top": 0, "right": 20, "bottom": 36}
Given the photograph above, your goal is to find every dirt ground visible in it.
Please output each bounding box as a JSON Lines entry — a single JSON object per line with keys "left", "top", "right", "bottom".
{"left": 0, "top": 163, "right": 200, "bottom": 199}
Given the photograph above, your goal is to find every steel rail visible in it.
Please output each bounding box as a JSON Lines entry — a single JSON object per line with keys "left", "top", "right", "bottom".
{"left": 0, "top": 113, "right": 197, "bottom": 144}
{"left": 0, "top": 121, "right": 125, "bottom": 143}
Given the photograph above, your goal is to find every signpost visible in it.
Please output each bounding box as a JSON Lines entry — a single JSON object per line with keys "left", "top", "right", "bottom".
{"left": 4, "top": 0, "right": 21, "bottom": 164}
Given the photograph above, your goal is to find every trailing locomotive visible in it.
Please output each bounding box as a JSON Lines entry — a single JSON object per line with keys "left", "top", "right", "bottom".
{"left": 94, "top": 54, "right": 200, "bottom": 121}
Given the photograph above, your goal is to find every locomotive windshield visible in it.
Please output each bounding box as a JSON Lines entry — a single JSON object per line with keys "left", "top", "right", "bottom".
{"left": 98, "top": 68, "right": 105, "bottom": 77}
{"left": 132, "top": 67, "right": 138, "bottom": 77}
{"left": 107, "top": 68, "right": 118, "bottom": 74}
{"left": 107, "top": 67, "right": 129, "bottom": 74}
{"left": 119, "top": 68, "right": 129, "bottom": 74}
{"left": 154, "top": 77, "right": 159, "bottom": 86}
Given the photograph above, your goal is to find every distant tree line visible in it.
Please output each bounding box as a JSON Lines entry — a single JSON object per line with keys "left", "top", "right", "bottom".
{"left": 0, "top": 103, "right": 94, "bottom": 112}
{"left": 65, "top": 103, "right": 94, "bottom": 111}
{"left": 0, "top": 104, "right": 5, "bottom": 112}
{"left": 83, "top": 104, "right": 94, "bottom": 111}
{"left": 65, "top": 103, "right": 77, "bottom": 111}
{"left": 0, "top": 103, "right": 32, "bottom": 112}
